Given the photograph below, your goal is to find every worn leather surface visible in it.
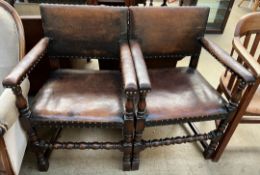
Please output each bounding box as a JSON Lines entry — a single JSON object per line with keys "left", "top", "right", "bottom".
{"left": 201, "top": 37, "right": 255, "bottom": 83}
{"left": 129, "top": 7, "right": 209, "bottom": 58}
{"left": 31, "top": 69, "right": 124, "bottom": 124}
{"left": 145, "top": 67, "right": 228, "bottom": 122}
{"left": 120, "top": 42, "right": 137, "bottom": 91}
{"left": 130, "top": 40, "right": 151, "bottom": 90}
{"left": 40, "top": 4, "right": 128, "bottom": 59}
{"left": 3, "top": 37, "right": 49, "bottom": 87}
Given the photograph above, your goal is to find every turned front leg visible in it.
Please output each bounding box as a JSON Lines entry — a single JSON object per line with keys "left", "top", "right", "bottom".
{"left": 12, "top": 86, "right": 49, "bottom": 171}
{"left": 204, "top": 79, "right": 246, "bottom": 159}
{"left": 122, "top": 92, "right": 135, "bottom": 171}
{"left": 132, "top": 91, "right": 147, "bottom": 170}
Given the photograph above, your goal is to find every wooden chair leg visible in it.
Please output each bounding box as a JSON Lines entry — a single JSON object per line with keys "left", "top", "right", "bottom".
{"left": 122, "top": 114, "right": 134, "bottom": 171}
{"left": 212, "top": 108, "right": 243, "bottom": 161}
{"left": 122, "top": 131, "right": 132, "bottom": 171}
{"left": 132, "top": 131, "right": 143, "bottom": 170}
{"left": 122, "top": 143, "right": 132, "bottom": 170}
{"left": 132, "top": 116, "right": 145, "bottom": 171}
{"left": 29, "top": 128, "right": 49, "bottom": 171}
{"left": 12, "top": 86, "right": 49, "bottom": 171}
{"left": 149, "top": 0, "right": 153, "bottom": 6}
{"left": 211, "top": 79, "right": 247, "bottom": 160}
{"left": 204, "top": 118, "right": 229, "bottom": 159}
{"left": 212, "top": 114, "right": 242, "bottom": 161}
{"left": 161, "top": 0, "right": 167, "bottom": 6}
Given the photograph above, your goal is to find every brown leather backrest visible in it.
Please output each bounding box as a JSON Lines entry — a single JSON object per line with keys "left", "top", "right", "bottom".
{"left": 40, "top": 4, "right": 128, "bottom": 59}
{"left": 129, "top": 7, "right": 209, "bottom": 58}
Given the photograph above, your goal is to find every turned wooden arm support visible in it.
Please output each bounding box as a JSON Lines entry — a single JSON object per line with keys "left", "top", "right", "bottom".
{"left": 120, "top": 42, "right": 138, "bottom": 94}
{"left": 2, "top": 37, "right": 49, "bottom": 88}
{"left": 233, "top": 37, "right": 260, "bottom": 77}
{"left": 200, "top": 37, "right": 255, "bottom": 84}
{"left": 129, "top": 40, "right": 151, "bottom": 92}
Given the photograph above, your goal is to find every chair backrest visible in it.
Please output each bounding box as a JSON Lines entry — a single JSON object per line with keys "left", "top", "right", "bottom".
{"left": 234, "top": 12, "right": 260, "bottom": 60}
{"left": 0, "top": 0, "right": 25, "bottom": 93}
{"left": 40, "top": 4, "right": 128, "bottom": 59}
{"left": 226, "top": 12, "right": 260, "bottom": 93}
{"left": 29, "top": 0, "right": 86, "bottom": 4}
{"left": 222, "top": 12, "right": 260, "bottom": 116}
{"left": 129, "top": 7, "right": 209, "bottom": 60}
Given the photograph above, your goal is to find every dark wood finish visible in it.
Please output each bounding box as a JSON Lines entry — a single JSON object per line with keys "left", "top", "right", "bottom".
{"left": 129, "top": 7, "right": 254, "bottom": 170}
{"left": 3, "top": 5, "right": 138, "bottom": 171}
{"left": 20, "top": 16, "right": 77, "bottom": 95}
{"left": 213, "top": 12, "right": 260, "bottom": 161}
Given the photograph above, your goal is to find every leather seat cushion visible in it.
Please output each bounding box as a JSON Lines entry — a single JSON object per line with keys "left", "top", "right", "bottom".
{"left": 31, "top": 69, "right": 124, "bottom": 124}
{"left": 145, "top": 67, "right": 228, "bottom": 124}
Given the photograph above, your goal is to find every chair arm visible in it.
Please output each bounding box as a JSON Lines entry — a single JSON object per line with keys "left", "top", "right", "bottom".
{"left": 0, "top": 78, "right": 29, "bottom": 136}
{"left": 2, "top": 37, "right": 49, "bottom": 88}
{"left": 120, "top": 42, "right": 137, "bottom": 93}
{"left": 130, "top": 40, "right": 151, "bottom": 91}
{"left": 200, "top": 37, "right": 255, "bottom": 84}
{"left": 233, "top": 37, "right": 260, "bottom": 77}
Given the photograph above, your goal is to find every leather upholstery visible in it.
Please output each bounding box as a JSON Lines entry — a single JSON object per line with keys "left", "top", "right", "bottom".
{"left": 2, "top": 5, "right": 138, "bottom": 171}
{"left": 32, "top": 69, "right": 124, "bottom": 125}
{"left": 41, "top": 4, "right": 128, "bottom": 59}
{"left": 145, "top": 68, "right": 228, "bottom": 124}
{"left": 130, "top": 41, "right": 151, "bottom": 90}
{"left": 3, "top": 38, "right": 49, "bottom": 87}
{"left": 129, "top": 7, "right": 209, "bottom": 58}
{"left": 120, "top": 43, "right": 137, "bottom": 91}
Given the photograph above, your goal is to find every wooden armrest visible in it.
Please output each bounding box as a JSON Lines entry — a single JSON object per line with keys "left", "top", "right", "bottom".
{"left": 120, "top": 42, "right": 137, "bottom": 93}
{"left": 200, "top": 37, "right": 255, "bottom": 83}
{"left": 130, "top": 40, "right": 151, "bottom": 91}
{"left": 233, "top": 37, "right": 260, "bottom": 77}
{"left": 3, "top": 37, "right": 49, "bottom": 88}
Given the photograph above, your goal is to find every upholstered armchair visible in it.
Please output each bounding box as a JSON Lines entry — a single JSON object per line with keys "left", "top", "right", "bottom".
{"left": 3, "top": 4, "right": 137, "bottom": 171}
{"left": 0, "top": 1, "right": 30, "bottom": 174}
{"left": 128, "top": 7, "right": 255, "bottom": 170}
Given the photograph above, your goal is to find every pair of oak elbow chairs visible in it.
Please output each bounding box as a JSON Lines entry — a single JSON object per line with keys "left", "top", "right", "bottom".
{"left": 2, "top": 4, "right": 259, "bottom": 172}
